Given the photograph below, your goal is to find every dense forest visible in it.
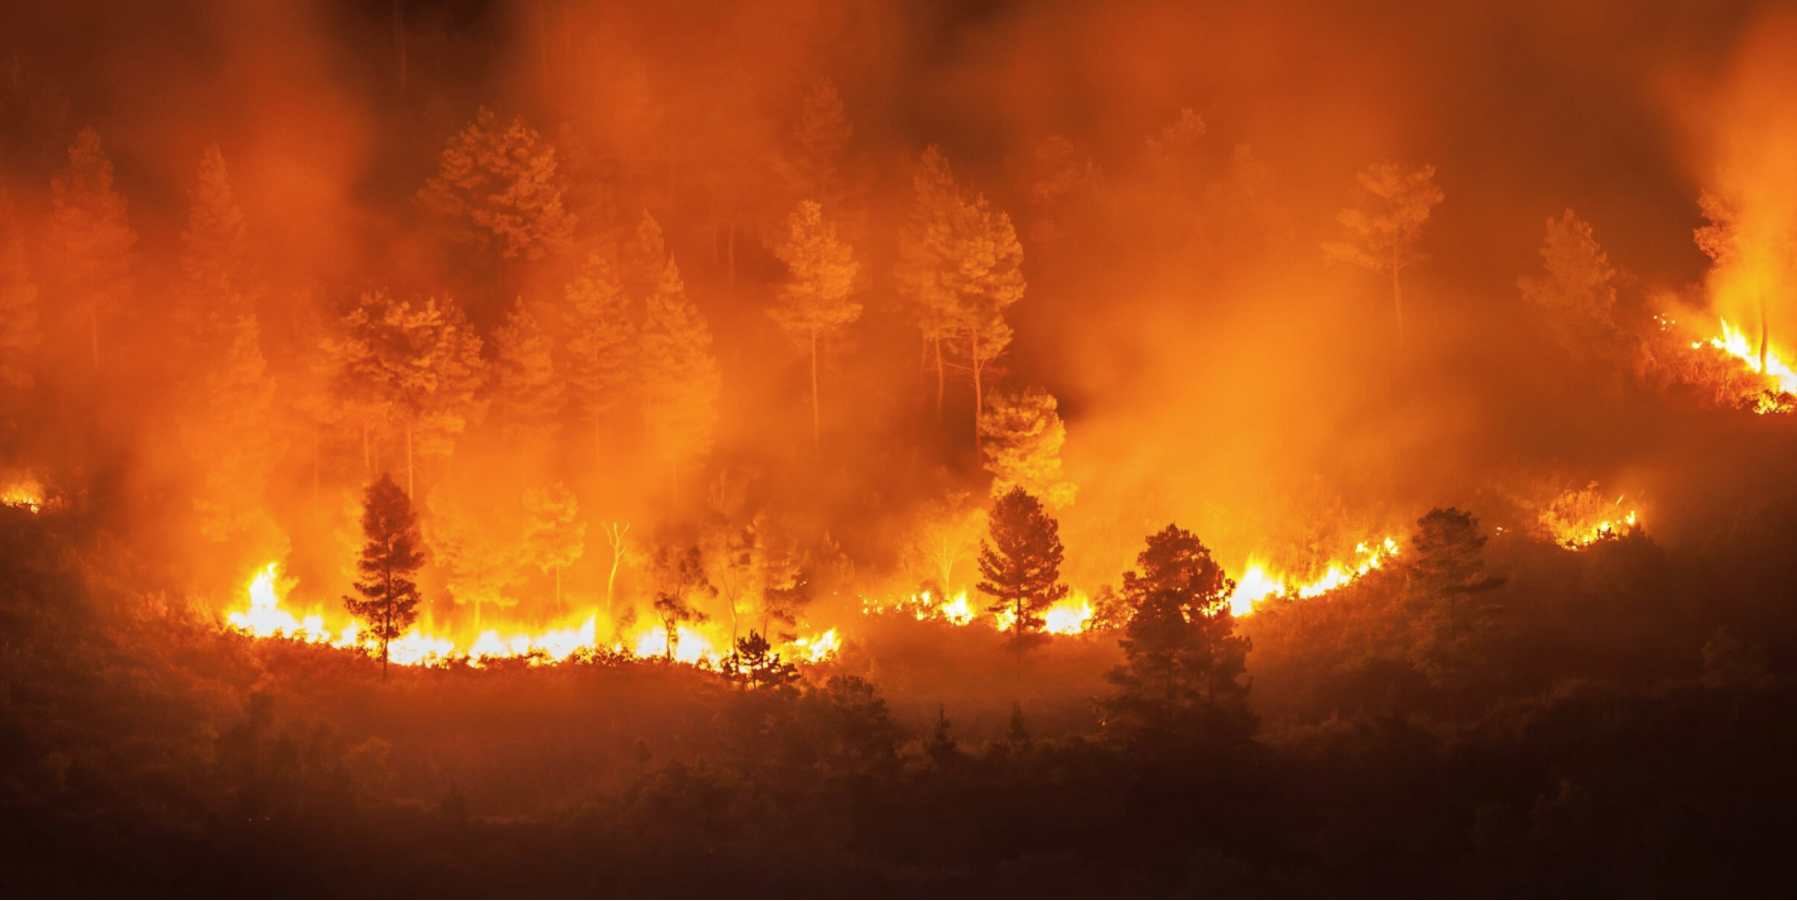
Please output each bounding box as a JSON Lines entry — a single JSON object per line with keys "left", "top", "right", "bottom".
{"left": 5, "top": 0, "right": 1797, "bottom": 894}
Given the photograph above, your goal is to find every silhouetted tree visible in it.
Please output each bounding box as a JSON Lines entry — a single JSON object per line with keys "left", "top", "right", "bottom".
{"left": 977, "top": 487, "right": 1069, "bottom": 652}
{"left": 650, "top": 542, "right": 713, "bottom": 659}
{"left": 1405, "top": 507, "right": 1504, "bottom": 705}
{"left": 343, "top": 474, "right": 426, "bottom": 677}
{"left": 1098, "top": 524, "right": 1252, "bottom": 751}
{"left": 724, "top": 630, "right": 799, "bottom": 694}
{"left": 1323, "top": 161, "right": 1442, "bottom": 343}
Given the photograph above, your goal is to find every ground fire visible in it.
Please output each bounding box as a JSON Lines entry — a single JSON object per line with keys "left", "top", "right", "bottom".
{"left": 8, "top": 1, "right": 1797, "bottom": 895}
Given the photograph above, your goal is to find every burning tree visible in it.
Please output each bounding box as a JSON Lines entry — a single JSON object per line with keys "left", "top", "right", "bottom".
{"left": 977, "top": 487, "right": 1069, "bottom": 652}
{"left": 1694, "top": 189, "right": 1789, "bottom": 374}
{"left": 979, "top": 385, "right": 1075, "bottom": 508}
{"left": 1323, "top": 161, "right": 1443, "bottom": 343}
{"left": 896, "top": 146, "right": 963, "bottom": 417}
{"left": 344, "top": 474, "right": 426, "bottom": 676}
{"left": 769, "top": 199, "right": 861, "bottom": 453}
{"left": 48, "top": 127, "right": 135, "bottom": 370}
{"left": 1098, "top": 524, "right": 1252, "bottom": 751}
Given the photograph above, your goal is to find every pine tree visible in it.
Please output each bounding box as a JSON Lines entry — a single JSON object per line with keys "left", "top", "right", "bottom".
{"left": 1098, "top": 524, "right": 1252, "bottom": 752}
{"left": 48, "top": 127, "right": 135, "bottom": 370}
{"left": 344, "top": 474, "right": 426, "bottom": 677}
{"left": 787, "top": 77, "right": 865, "bottom": 241}
{"left": 0, "top": 192, "right": 41, "bottom": 388}
{"left": 181, "top": 143, "right": 254, "bottom": 324}
{"left": 324, "top": 290, "right": 486, "bottom": 496}
{"left": 943, "top": 193, "right": 1027, "bottom": 455}
{"left": 638, "top": 256, "right": 720, "bottom": 493}
{"left": 977, "top": 487, "right": 1069, "bottom": 652}
{"left": 1323, "top": 162, "right": 1443, "bottom": 344}
{"left": 1520, "top": 210, "right": 1621, "bottom": 361}
{"left": 493, "top": 298, "right": 563, "bottom": 437}
{"left": 724, "top": 630, "right": 799, "bottom": 694}
{"left": 428, "top": 487, "right": 520, "bottom": 632}
{"left": 560, "top": 252, "right": 636, "bottom": 459}
{"left": 895, "top": 146, "right": 965, "bottom": 416}
{"left": 522, "top": 482, "right": 585, "bottom": 611}
{"left": 417, "top": 107, "right": 574, "bottom": 262}
{"left": 770, "top": 200, "right": 861, "bottom": 452}
{"left": 176, "top": 145, "right": 276, "bottom": 546}
{"left": 980, "top": 386, "right": 1075, "bottom": 508}
{"left": 1405, "top": 507, "right": 1504, "bottom": 704}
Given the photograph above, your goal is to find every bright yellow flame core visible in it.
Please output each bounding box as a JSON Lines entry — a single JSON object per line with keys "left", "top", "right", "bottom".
{"left": 1227, "top": 537, "right": 1402, "bottom": 617}
{"left": 1709, "top": 318, "right": 1797, "bottom": 406}
{"left": 226, "top": 563, "right": 827, "bottom": 669}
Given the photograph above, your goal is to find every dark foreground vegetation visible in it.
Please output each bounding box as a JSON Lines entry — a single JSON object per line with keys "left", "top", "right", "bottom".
{"left": 6, "top": 500, "right": 1797, "bottom": 896}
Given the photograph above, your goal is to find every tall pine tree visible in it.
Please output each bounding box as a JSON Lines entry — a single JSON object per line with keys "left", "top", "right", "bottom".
{"left": 638, "top": 256, "right": 719, "bottom": 493}
{"left": 344, "top": 474, "right": 426, "bottom": 677}
{"left": 770, "top": 199, "right": 861, "bottom": 453}
{"left": 977, "top": 487, "right": 1069, "bottom": 653}
{"left": 48, "top": 127, "right": 134, "bottom": 370}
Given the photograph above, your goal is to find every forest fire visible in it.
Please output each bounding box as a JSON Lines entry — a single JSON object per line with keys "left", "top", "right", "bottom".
{"left": 1700, "top": 319, "right": 1797, "bottom": 411}
{"left": 16, "top": 0, "right": 1797, "bottom": 893}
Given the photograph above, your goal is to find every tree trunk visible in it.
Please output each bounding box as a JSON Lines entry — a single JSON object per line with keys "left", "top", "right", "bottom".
{"left": 971, "top": 320, "right": 984, "bottom": 457}
{"left": 405, "top": 426, "right": 415, "bottom": 498}
{"left": 809, "top": 328, "right": 821, "bottom": 454}
{"left": 392, "top": 0, "right": 406, "bottom": 95}
{"left": 311, "top": 425, "right": 321, "bottom": 519}
{"left": 1759, "top": 291, "right": 1769, "bottom": 373}
{"left": 933, "top": 338, "right": 945, "bottom": 419}
{"left": 606, "top": 539, "right": 622, "bottom": 621}
{"left": 1391, "top": 248, "right": 1405, "bottom": 347}
{"left": 362, "top": 424, "right": 371, "bottom": 477}
{"left": 537, "top": 0, "right": 551, "bottom": 91}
